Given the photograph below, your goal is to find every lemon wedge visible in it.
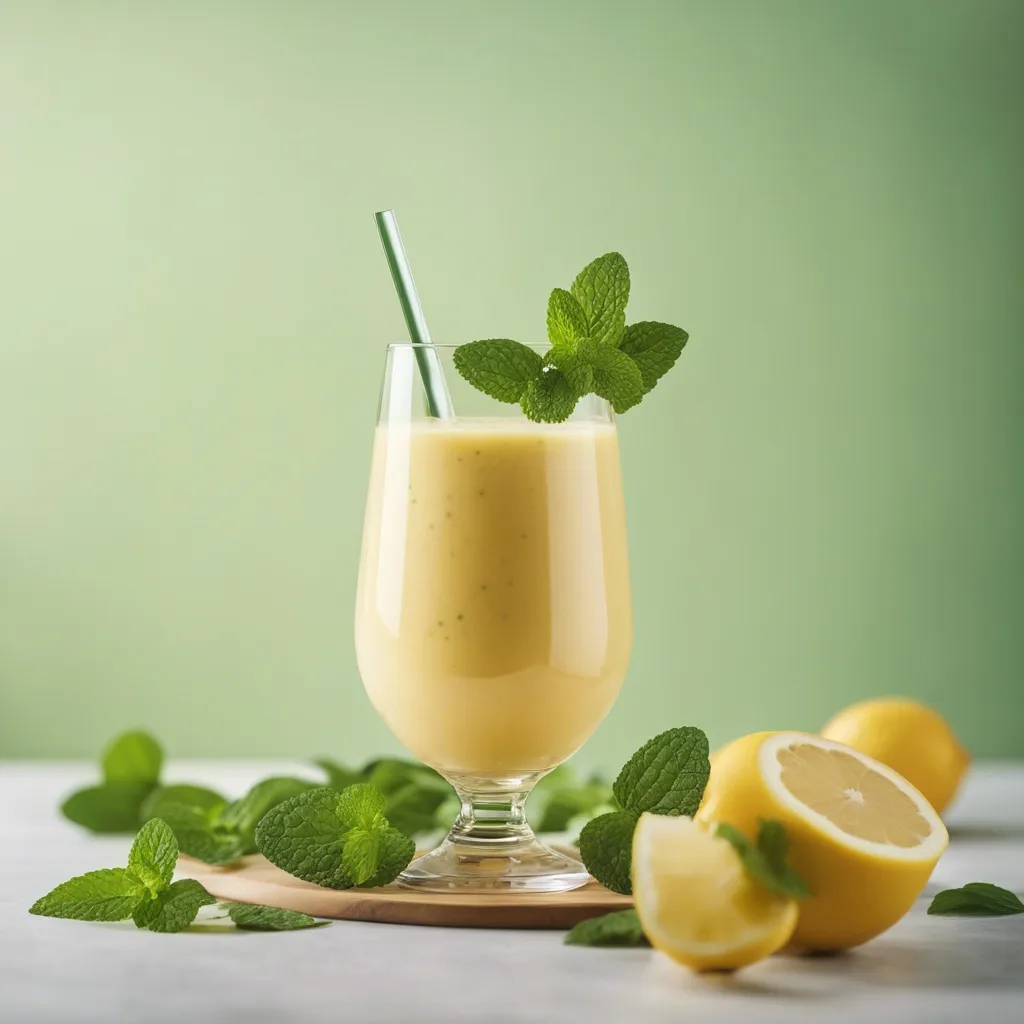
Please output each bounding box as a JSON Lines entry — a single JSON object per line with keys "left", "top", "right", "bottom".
{"left": 697, "top": 731, "right": 948, "bottom": 950}
{"left": 632, "top": 814, "right": 798, "bottom": 972}
{"left": 821, "top": 698, "right": 969, "bottom": 814}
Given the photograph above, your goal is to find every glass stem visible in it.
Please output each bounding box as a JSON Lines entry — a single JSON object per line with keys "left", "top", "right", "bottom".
{"left": 449, "top": 786, "right": 536, "bottom": 848}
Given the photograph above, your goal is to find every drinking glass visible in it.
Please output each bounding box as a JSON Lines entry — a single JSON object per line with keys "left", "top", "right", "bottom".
{"left": 354, "top": 344, "right": 632, "bottom": 891}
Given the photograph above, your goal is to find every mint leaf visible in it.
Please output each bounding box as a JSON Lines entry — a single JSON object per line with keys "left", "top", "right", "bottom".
{"left": 336, "top": 782, "right": 388, "bottom": 827}
{"left": 520, "top": 368, "right": 578, "bottom": 423}
{"left": 132, "top": 878, "right": 215, "bottom": 933}
{"left": 716, "top": 820, "right": 811, "bottom": 899}
{"left": 141, "top": 784, "right": 227, "bottom": 822}
{"left": 578, "top": 811, "right": 638, "bottom": 895}
{"left": 255, "top": 786, "right": 414, "bottom": 890}
{"left": 571, "top": 252, "right": 629, "bottom": 347}
{"left": 545, "top": 347, "right": 594, "bottom": 396}
{"left": 127, "top": 818, "right": 179, "bottom": 895}
{"left": 155, "top": 803, "right": 246, "bottom": 866}
{"left": 362, "top": 758, "right": 449, "bottom": 797}
{"left": 565, "top": 909, "right": 648, "bottom": 947}
{"left": 586, "top": 343, "right": 644, "bottom": 414}
{"left": 546, "top": 288, "right": 589, "bottom": 350}
{"left": 383, "top": 782, "right": 449, "bottom": 838}
{"left": 219, "top": 776, "right": 317, "bottom": 850}
{"left": 220, "top": 902, "right": 327, "bottom": 931}
{"left": 453, "top": 340, "right": 544, "bottom": 403}
{"left": 30, "top": 868, "right": 147, "bottom": 922}
{"left": 534, "top": 778, "right": 614, "bottom": 834}
{"left": 928, "top": 883, "right": 1024, "bottom": 916}
{"left": 361, "top": 828, "right": 416, "bottom": 888}
{"left": 102, "top": 730, "right": 163, "bottom": 784}
{"left": 314, "top": 758, "right": 363, "bottom": 792}
{"left": 619, "top": 321, "right": 688, "bottom": 394}
{"left": 612, "top": 727, "right": 710, "bottom": 816}
{"left": 340, "top": 828, "right": 382, "bottom": 885}
{"left": 61, "top": 782, "right": 154, "bottom": 834}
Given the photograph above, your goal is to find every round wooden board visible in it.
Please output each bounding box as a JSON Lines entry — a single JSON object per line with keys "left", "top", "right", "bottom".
{"left": 177, "top": 854, "right": 631, "bottom": 929}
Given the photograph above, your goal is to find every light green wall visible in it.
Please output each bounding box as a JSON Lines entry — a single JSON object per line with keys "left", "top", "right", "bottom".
{"left": 2, "top": 1, "right": 1022, "bottom": 763}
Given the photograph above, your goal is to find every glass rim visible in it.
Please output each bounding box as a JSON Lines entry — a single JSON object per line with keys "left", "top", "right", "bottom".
{"left": 386, "top": 341, "right": 550, "bottom": 350}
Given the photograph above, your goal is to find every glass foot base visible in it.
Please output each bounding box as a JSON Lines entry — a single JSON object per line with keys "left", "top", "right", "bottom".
{"left": 399, "top": 838, "right": 589, "bottom": 893}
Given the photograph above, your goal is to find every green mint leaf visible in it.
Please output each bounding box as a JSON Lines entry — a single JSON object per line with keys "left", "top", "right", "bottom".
{"left": 619, "top": 321, "right": 688, "bottom": 394}
{"left": 60, "top": 782, "right": 155, "bottom": 834}
{"left": 359, "top": 827, "right": 415, "bottom": 888}
{"left": 220, "top": 902, "right": 327, "bottom": 931}
{"left": 340, "top": 827, "right": 382, "bottom": 885}
{"left": 546, "top": 288, "right": 589, "bottom": 350}
{"left": 928, "top": 883, "right": 1024, "bottom": 916}
{"left": 218, "top": 776, "right": 317, "bottom": 851}
{"left": 132, "top": 878, "right": 215, "bottom": 933}
{"left": 362, "top": 758, "right": 450, "bottom": 797}
{"left": 101, "top": 730, "right": 163, "bottom": 784}
{"left": 585, "top": 342, "right": 644, "bottom": 414}
{"left": 570, "top": 252, "right": 629, "bottom": 347}
{"left": 255, "top": 786, "right": 413, "bottom": 890}
{"left": 565, "top": 909, "right": 648, "bottom": 947}
{"left": 578, "top": 811, "right": 639, "bottom": 895}
{"left": 336, "top": 782, "right": 388, "bottom": 829}
{"left": 545, "top": 347, "right": 594, "bottom": 396}
{"left": 141, "top": 785, "right": 227, "bottom": 822}
{"left": 756, "top": 818, "right": 788, "bottom": 868}
{"left": 535, "top": 779, "right": 615, "bottom": 834}
{"left": 314, "top": 758, "right": 363, "bottom": 792}
{"left": 716, "top": 821, "right": 812, "bottom": 899}
{"left": 612, "top": 727, "right": 711, "bottom": 816}
{"left": 30, "top": 868, "right": 147, "bottom": 922}
{"left": 520, "top": 368, "right": 579, "bottom": 423}
{"left": 127, "top": 818, "right": 179, "bottom": 895}
{"left": 383, "top": 782, "right": 449, "bottom": 838}
{"left": 153, "top": 803, "right": 246, "bottom": 866}
{"left": 453, "top": 340, "right": 544, "bottom": 403}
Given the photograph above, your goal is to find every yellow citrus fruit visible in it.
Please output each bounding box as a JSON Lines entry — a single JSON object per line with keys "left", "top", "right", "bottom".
{"left": 696, "top": 731, "right": 948, "bottom": 951}
{"left": 821, "top": 698, "right": 969, "bottom": 814}
{"left": 632, "top": 813, "right": 798, "bottom": 972}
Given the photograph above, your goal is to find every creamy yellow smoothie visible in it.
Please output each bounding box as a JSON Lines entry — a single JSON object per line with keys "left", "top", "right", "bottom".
{"left": 355, "top": 418, "right": 631, "bottom": 777}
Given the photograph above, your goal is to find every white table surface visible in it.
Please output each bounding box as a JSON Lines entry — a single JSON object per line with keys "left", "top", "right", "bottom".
{"left": 2, "top": 760, "right": 1022, "bottom": 1024}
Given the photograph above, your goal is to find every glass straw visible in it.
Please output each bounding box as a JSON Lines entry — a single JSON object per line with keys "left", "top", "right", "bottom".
{"left": 374, "top": 210, "right": 454, "bottom": 418}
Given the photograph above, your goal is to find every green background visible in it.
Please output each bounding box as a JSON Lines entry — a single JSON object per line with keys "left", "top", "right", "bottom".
{"left": 2, "top": 1, "right": 1022, "bottom": 764}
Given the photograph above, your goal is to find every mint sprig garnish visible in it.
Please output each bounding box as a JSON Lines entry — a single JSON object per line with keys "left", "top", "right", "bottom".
{"left": 578, "top": 727, "right": 711, "bottom": 895}
{"left": 152, "top": 776, "right": 316, "bottom": 867}
{"left": 716, "top": 819, "right": 812, "bottom": 900}
{"left": 454, "top": 252, "right": 688, "bottom": 423}
{"left": 30, "top": 817, "right": 330, "bottom": 934}
{"left": 60, "top": 730, "right": 165, "bottom": 834}
{"left": 30, "top": 818, "right": 213, "bottom": 932}
{"left": 564, "top": 909, "right": 649, "bottom": 948}
{"left": 255, "top": 784, "right": 415, "bottom": 889}
{"left": 928, "top": 882, "right": 1024, "bottom": 916}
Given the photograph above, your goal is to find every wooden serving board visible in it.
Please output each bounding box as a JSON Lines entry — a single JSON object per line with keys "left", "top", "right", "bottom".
{"left": 177, "top": 854, "right": 631, "bottom": 929}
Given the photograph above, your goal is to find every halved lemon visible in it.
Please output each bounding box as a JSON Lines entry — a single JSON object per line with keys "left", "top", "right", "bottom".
{"left": 697, "top": 731, "right": 948, "bottom": 951}
{"left": 632, "top": 814, "right": 798, "bottom": 972}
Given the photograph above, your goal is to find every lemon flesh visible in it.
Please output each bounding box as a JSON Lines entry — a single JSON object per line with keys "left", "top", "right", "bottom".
{"left": 821, "top": 698, "right": 970, "bottom": 814}
{"left": 697, "top": 731, "right": 948, "bottom": 951}
{"left": 632, "top": 814, "right": 798, "bottom": 972}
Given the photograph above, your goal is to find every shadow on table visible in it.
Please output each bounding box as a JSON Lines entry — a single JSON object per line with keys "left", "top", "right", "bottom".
{"left": 778, "top": 929, "right": 1024, "bottom": 992}
{"left": 947, "top": 823, "right": 1024, "bottom": 841}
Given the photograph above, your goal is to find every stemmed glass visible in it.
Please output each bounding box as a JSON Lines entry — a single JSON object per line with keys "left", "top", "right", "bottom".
{"left": 354, "top": 344, "right": 632, "bottom": 891}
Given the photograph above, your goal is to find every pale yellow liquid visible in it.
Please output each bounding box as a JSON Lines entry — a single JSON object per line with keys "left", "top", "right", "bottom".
{"left": 355, "top": 418, "right": 632, "bottom": 777}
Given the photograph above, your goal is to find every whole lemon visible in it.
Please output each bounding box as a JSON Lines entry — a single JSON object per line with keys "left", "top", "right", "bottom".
{"left": 821, "top": 698, "right": 969, "bottom": 814}
{"left": 696, "top": 730, "right": 947, "bottom": 951}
